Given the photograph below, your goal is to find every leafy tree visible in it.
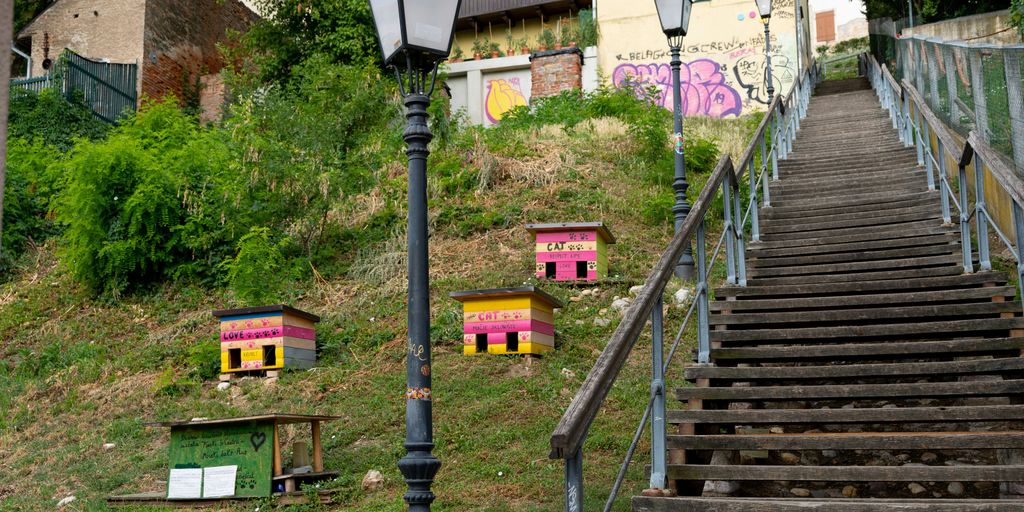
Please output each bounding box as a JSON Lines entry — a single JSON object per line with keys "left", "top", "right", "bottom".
{"left": 14, "top": 0, "right": 55, "bottom": 32}
{"left": 1012, "top": 0, "right": 1024, "bottom": 37}
{"left": 864, "top": 0, "right": 1011, "bottom": 24}
{"left": 233, "top": 0, "right": 380, "bottom": 85}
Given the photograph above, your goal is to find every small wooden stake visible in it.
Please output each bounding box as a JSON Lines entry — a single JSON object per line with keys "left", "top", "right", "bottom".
{"left": 311, "top": 420, "right": 323, "bottom": 472}
{"left": 273, "top": 424, "right": 282, "bottom": 476}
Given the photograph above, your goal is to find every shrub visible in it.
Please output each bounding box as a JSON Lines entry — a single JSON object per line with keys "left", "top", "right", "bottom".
{"left": 2, "top": 138, "right": 61, "bottom": 262}
{"left": 55, "top": 100, "right": 238, "bottom": 295}
{"left": 221, "top": 226, "right": 291, "bottom": 305}
{"left": 8, "top": 88, "right": 109, "bottom": 151}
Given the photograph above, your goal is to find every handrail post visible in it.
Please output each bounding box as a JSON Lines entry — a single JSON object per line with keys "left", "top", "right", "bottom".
{"left": 938, "top": 138, "right": 952, "bottom": 224}
{"left": 958, "top": 155, "right": 975, "bottom": 273}
{"left": 757, "top": 158, "right": 770, "bottom": 208}
{"left": 779, "top": 107, "right": 789, "bottom": 160}
{"left": 912, "top": 100, "right": 924, "bottom": 165}
{"left": 974, "top": 153, "right": 992, "bottom": 271}
{"left": 921, "top": 112, "right": 935, "bottom": 190}
{"left": 649, "top": 296, "right": 667, "bottom": 490}
{"left": 723, "top": 175, "right": 738, "bottom": 284}
{"left": 902, "top": 91, "right": 913, "bottom": 148}
{"left": 1012, "top": 202, "right": 1024, "bottom": 316}
{"left": 733, "top": 178, "right": 748, "bottom": 287}
{"left": 565, "top": 450, "right": 583, "bottom": 512}
{"left": 696, "top": 220, "right": 711, "bottom": 364}
{"left": 767, "top": 114, "right": 778, "bottom": 181}
{"left": 750, "top": 156, "right": 762, "bottom": 242}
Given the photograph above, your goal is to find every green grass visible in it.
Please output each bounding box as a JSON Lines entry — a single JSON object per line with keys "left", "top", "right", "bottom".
{"left": 0, "top": 115, "right": 757, "bottom": 511}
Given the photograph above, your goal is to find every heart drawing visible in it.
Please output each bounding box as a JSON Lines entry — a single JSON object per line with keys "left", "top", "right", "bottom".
{"left": 250, "top": 432, "right": 266, "bottom": 452}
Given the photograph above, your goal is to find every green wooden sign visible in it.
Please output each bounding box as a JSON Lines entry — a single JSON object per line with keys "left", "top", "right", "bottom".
{"left": 167, "top": 421, "right": 274, "bottom": 498}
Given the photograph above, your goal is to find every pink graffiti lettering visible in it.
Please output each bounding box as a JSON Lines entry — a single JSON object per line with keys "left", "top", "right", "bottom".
{"left": 612, "top": 60, "right": 744, "bottom": 119}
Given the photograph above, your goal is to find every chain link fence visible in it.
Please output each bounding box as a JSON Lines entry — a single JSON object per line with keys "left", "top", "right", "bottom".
{"left": 895, "top": 36, "right": 1024, "bottom": 173}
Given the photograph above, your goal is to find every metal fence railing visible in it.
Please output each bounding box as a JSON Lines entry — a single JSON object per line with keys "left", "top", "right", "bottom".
{"left": 9, "top": 49, "right": 138, "bottom": 124}
{"left": 895, "top": 36, "right": 1024, "bottom": 173}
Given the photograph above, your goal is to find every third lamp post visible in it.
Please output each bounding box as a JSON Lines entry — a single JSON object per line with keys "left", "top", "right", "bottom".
{"left": 755, "top": 0, "right": 775, "bottom": 104}
{"left": 654, "top": 0, "right": 696, "bottom": 280}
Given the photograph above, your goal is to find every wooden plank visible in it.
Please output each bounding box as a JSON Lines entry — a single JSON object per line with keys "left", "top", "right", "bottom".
{"left": 667, "top": 464, "right": 1024, "bottom": 482}
{"left": 311, "top": 421, "right": 323, "bottom": 473}
{"left": 710, "top": 302, "right": 1022, "bottom": 326}
{"left": 632, "top": 496, "right": 1024, "bottom": 511}
{"left": 712, "top": 337, "right": 1024, "bottom": 361}
{"left": 709, "top": 318, "right": 1024, "bottom": 343}
{"left": 750, "top": 244, "right": 957, "bottom": 268}
{"left": 463, "top": 308, "right": 554, "bottom": 324}
{"left": 668, "top": 431, "right": 1024, "bottom": 450}
{"left": 273, "top": 424, "right": 282, "bottom": 476}
{"left": 684, "top": 358, "right": 1024, "bottom": 380}
{"left": 747, "top": 255, "right": 960, "bottom": 279}
{"left": 717, "top": 272, "right": 1008, "bottom": 298}
{"left": 669, "top": 405, "right": 1024, "bottom": 425}
{"left": 710, "top": 287, "right": 1017, "bottom": 312}
{"left": 674, "top": 379, "right": 1024, "bottom": 401}
{"left": 748, "top": 266, "right": 963, "bottom": 287}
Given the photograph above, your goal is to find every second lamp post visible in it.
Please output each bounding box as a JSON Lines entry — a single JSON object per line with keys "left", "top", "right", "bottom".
{"left": 654, "top": 0, "right": 696, "bottom": 281}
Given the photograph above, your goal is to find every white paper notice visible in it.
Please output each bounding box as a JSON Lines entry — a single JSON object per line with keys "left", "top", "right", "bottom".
{"left": 167, "top": 468, "right": 203, "bottom": 499}
{"left": 202, "top": 465, "right": 238, "bottom": 498}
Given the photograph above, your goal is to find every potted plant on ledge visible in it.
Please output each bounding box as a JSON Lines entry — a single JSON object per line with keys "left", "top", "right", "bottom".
{"left": 538, "top": 29, "right": 556, "bottom": 52}
{"left": 471, "top": 39, "right": 486, "bottom": 60}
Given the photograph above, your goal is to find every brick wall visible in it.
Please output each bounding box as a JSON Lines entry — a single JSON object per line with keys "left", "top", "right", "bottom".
{"left": 140, "top": 0, "right": 258, "bottom": 101}
{"left": 530, "top": 48, "right": 583, "bottom": 99}
{"left": 199, "top": 73, "right": 226, "bottom": 124}
{"left": 19, "top": 0, "right": 146, "bottom": 77}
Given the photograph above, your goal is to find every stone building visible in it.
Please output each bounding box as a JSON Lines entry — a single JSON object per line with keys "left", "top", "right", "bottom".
{"left": 16, "top": 0, "right": 258, "bottom": 103}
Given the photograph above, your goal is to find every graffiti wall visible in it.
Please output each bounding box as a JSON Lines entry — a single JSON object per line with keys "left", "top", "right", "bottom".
{"left": 599, "top": 0, "right": 810, "bottom": 118}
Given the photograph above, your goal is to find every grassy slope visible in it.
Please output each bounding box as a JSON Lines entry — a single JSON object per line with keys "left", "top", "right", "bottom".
{"left": 0, "top": 116, "right": 753, "bottom": 511}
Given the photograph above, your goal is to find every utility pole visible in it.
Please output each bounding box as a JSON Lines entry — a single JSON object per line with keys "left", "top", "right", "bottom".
{"left": 0, "top": 0, "right": 13, "bottom": 260}
{"left": 908, "top": 0, "right": 915, "bottom": 28}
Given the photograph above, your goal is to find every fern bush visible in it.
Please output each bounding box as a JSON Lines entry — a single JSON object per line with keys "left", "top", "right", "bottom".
{"left": 221, "top": 226, "right": 291, "bottom": 305}
{"left": 56, "top": 100, "right": 239, "bottom": 294}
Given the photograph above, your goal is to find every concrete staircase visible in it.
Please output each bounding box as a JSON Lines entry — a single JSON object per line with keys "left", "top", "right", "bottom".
{"left": 633, "top": 78, "right": 1024, "bottom": 511}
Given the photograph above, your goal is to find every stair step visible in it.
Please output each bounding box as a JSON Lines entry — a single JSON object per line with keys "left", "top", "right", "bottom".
{"left": 762, "top": 219, "right": 945, "bottom": 242}
{"left": 674, "top": 379, "right": 1024, "bottom": 401}
{"left": 761, "top": 193, "right": 936, "bottom": 219}
{"left": 747, "top": 233, "right": 958, "bottom": 258}
{"left": 716, "top": 272, "right": 1007, "bottom": 298}
{"left": 770, "top": 178, "right": 926, "bottom": 200}
{"left": 709, "top": 318, "right": 1024, "bottom": 344}
{"left": 747, "top": 255, "right": 961, "bottom": 279}
{"left": 632, "top": 497, "right": 1024, "bottom": 512}
{"left": 759, "top": 211, "right": 942, "bottom": 237}
{"left": 710, "top": 337, "right": 1024, "bottom": 362}
{"left": 747, "top": 265, "right": 963, "bottom": 287}
{"left": 772, "top": 169, "right": 923, "bottom": 190}
{"left": 750, "top": 243, "right": 957, "bottom": 268}
{"left": 710, "top": 302, "right": 1021, "bottom": 326}
{"left": 750, "top": 225, "right": 953, "bottom": 250}
{"left": 758, "top": 203, "right": 941, "bottom": 229}
{"left": 771, "top": 192, "right": 939, "bottom": 210}
{"left": 668, "top": 404, "right": 1024, "bottom": 425}
{"left": 669, "top": 431, "right": 1024, "bottom": 451}
{"left": 684, "top": 358, "right": 1024, "bottom": 380}
{"left": 665, "top": 464, "right": 1024, "bottom": 482}
{"left": 709, "top": 287, "right": 1016, "bottom": 312}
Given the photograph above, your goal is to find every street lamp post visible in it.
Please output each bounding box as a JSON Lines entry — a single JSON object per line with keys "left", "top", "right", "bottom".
{"left": 654, "top": 0, "right": 695, "bottom": 281}
{"left": 756, "top": 0, "right": 774, "bottom": 104}
{"left": 369, "top": 2, "right": 462, "bottom": 510}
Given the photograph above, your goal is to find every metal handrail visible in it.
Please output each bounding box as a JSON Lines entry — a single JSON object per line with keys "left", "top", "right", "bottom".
{"left": 549, "top": 59, "right": 820, "bottom": 511}
{"left": 865, "top": 51, "right": 1024, "bottom": 307}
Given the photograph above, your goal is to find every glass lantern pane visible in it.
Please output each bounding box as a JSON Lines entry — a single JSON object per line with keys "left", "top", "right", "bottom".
{"left": 654, "top": 0, "right": 683, "bottom": 34}
{"left": 404, "top": 0, "right": 460, "bottom": 55}
{"left": 370, "top": 0, "right": 403, "bottom": 63}
{"left": 755, "top": 0, "right": 772, "bottom": 17}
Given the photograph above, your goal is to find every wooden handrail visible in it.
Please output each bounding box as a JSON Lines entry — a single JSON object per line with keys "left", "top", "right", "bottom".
{"left": 736, "top": 95, "right": 782, "bottom": 178}
{"left": 900, "top": 78, "right": 962, "bottom": 168}
{"left": 548, "top": 154, "right": 734, "bottom": 459}
{"left": 967, "top": 132, "right": 1024, "bottom": 209}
